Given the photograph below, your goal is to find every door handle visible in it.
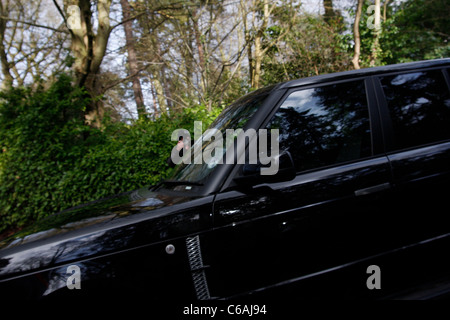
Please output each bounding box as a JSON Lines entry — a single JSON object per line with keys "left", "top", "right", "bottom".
{"left": 354, "top": 182, "right": 391, "bottom": 197}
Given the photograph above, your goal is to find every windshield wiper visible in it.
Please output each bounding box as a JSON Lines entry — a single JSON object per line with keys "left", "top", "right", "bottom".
{"left": 148, "top": 180, "right": 203, "bottom": 191}
{"left": 161, "top": 180, "right": 204, "bottom": 187}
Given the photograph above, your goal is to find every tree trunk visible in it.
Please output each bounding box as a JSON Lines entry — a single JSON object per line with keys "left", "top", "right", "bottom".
{"left": 252, "top": 0, "right": 270, "bottom": 89}
{"left": 352, "top": 0, "right": 364, "bottom": 70}
{"left": 0, "top": 0, "right": 14, "bottom": 89}
{"left": 147, "top": 30, "right": 168, "bottom": 115}
{"left": 59, "top": 0, "right": 112, "bottom": 125}
{"left": 323, "top": 0, "right": 335, "bottom": 23}
{"left": 245, "top": 0, "right": 293, "bottom": 89}
{"left": 90, "top": 0, "right": 112, "bottom": 79}
{"left": 152, "top": 71, "right": 167, "bottom": 115}
{"left": 253, "top": 33, "right": 263, "bottom": 88}
{"left": 383, "top": 0, "right": 391, "bottom": 22}
{"left": 183, "top": 23, "right": 194, "bottom": 94}
{"left": 369, "top": 0, "right": 382, "bottom": 67}
{"left": 120, "top": 0, "right": 146, "bottom": 119}
{"left": 244, "top": 17, "right": 254, "bottom": 88}
{"left": 189, "top": 6, "right": 207, "bottom": 100}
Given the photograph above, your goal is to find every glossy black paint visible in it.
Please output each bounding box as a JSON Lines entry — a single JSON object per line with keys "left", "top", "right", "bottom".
{"left": 385, "top": 143, "right": 450, "bottom": 242}
{"left": 1, "top": 59, "right": 450, "bottom": 301}
{"left": 0, "top": 187, "right": 213, "bottom": 299}
{"left": 206, "top": 156, "right": 394, "bottom": 298}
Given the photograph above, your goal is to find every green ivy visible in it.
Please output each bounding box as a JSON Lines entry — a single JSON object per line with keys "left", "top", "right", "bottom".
{"left": 0, "top": 75, "right": 221, "bottom": 234}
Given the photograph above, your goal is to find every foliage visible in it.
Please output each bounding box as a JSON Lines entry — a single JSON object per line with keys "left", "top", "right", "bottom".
{"left": 261, "top": 14, "right": 352, "bottom": 86}
{"left": 381, "top": 0, "right": 450, "bottom": 64}
{"left": 0, "top": 75, "right": 221, "bottom": 234}
{"left": 354, "top": 0, "right": 450, "bottom": 68}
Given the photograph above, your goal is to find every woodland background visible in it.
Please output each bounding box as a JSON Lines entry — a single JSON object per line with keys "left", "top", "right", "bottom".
{"left": 0, "top": 0, "right": 448, "bottom": 235}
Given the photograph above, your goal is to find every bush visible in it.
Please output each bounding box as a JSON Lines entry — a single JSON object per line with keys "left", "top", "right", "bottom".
{"left": 0, "top": 75, "right": 221, "bottom": 234}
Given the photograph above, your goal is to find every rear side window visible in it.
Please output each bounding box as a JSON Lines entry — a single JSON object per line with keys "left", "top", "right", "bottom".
{"left": 267, "top": 80, "right": 372, "bottom": 173}
{"left": 379, "top": 69, "right": 450, "bottom": 150}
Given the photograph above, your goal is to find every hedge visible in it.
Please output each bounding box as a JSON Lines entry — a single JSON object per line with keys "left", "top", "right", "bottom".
{"left": 0, "top": 75, "right": 221, "bottom": 234}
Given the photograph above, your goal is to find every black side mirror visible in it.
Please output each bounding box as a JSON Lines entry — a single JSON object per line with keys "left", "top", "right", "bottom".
{"left": 234, "top": 151, "right": 296, "bottom": 186}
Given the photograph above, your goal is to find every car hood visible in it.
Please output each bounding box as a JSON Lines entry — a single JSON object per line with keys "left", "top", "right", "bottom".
{"left": 0, "top": 185, "right": 213, "bottom": 279}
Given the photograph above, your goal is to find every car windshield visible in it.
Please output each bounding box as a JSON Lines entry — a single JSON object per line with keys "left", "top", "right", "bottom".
{"left": 169, "top": 86, "right": 274, "bottom": 184}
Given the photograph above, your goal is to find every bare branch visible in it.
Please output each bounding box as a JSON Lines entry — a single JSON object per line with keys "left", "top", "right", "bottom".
{"left": 110, "top": 12, "right": 146, "bottom": 31}
{"left": 0, "top": 16, "right": 69, "bottom": 33}
{"left": 101, "top": 62, "right": 163, "bottom": 93}
{"left": 52, "top": 0, "right": 67, "bottom": 25}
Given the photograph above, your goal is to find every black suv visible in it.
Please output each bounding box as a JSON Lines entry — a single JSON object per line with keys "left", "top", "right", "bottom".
{"left": 1, "top": 59, "right": 450, "bottom": 301}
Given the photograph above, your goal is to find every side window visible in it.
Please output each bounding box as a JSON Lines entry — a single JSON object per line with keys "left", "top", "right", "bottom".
{"left": 267, "top": 80, "right": 372, "bottom": 173}
{"left": 379, "top": 69, "right": 450, "bottom": 150}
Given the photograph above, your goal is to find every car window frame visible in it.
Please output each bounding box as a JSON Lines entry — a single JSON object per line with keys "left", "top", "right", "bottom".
{"left": 218, "top": 62, "right": 450, "bottom": 193}
{"left": 211, "top": 86, "right": 288, "bottom": 194}
{"left": 444, "top": 68, "right": 450, "bottom": 87}
{"left": 373, "top": 66, "right": 450, "bottom": 154}
{"left": 255, "top": 76, "right": 383, "bottom": 177}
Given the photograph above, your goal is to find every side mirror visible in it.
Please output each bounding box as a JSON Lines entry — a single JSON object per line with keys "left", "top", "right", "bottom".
{"left": 234, "top": 151, "right": 296, "bottom": 186}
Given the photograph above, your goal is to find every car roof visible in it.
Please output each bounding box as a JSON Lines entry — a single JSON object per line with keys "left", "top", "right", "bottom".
{"left": 275, "top": 58, "right": 450, "bottom": 90}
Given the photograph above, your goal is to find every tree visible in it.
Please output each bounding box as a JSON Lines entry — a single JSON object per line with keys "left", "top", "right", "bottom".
{"left": 0, "top": 0, "right": 69, "bottom": 89}
{"left": 132, "top": 0, "right": 248, "bottom": 114}
{"left": 52, "top": 0, "right": 114, "bottom": 124}
{"left": 323, "top": 0, "right": 336, "bottom": 23}
{"left": 120, "top": 0, "right": 145, "bottom": 119}
{"left": 0, "top": 0, "right": 13, "bottom": 89}
{"left": 352, "top": 0, "right": 364, "bottom": 69}
{"left": 241, "top": 0, "right": 296, "bottom": 89}
{"left": 369, "top": 0, "right": 381, "bottom": 66}
{"left": 262, "top": 12, "right": 352, "bottom": 86}
{"left": 381, "top": 0, "right": 450, "bottom": 64}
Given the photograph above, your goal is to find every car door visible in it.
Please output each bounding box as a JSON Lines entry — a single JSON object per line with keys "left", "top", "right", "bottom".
{"left": 371, "top": 67, "right": 450, "bottom": 283}
{"left": 205, "top": 78, "right": 397, "bottom": 299}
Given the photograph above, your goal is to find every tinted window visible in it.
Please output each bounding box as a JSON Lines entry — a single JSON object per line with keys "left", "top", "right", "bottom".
{"left": 380, "top": 69, "right": 450, "bottom": 150}
{"left": 267, "top": 80, "right": 372, "bottom": 173}
{"left": 171, "top": 85, "right": 274, "bottom": 183}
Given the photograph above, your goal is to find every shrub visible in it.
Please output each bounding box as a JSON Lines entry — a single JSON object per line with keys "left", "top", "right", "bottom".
{"left": 0, "top": 75, "right": 221, "bottom": 234}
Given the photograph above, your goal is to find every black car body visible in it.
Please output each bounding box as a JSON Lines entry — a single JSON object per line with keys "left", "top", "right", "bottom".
{"left": 1, "top": 59, "right": 450, "bottom": 301}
